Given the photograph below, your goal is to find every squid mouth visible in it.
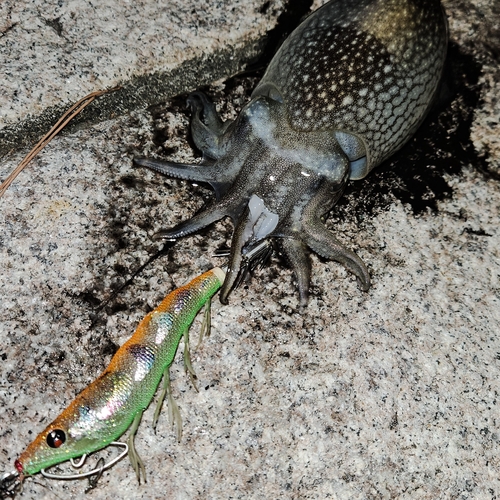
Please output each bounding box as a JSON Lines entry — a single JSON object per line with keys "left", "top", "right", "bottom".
{"left": 219, "top": 194, "right": 279, "bottom": 303}
{"left": 241, "top": 194, "right": 279, "bottom": 245}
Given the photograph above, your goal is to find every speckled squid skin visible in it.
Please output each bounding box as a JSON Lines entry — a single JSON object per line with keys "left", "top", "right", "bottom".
{"left": 134, "top": 0, "right": 447, "bottom": 306}
{"left": 257, "top": 0, "right": 448, "bottom": 174}
{"left": 15, "top": 268, "right": 225, "bottom": 476}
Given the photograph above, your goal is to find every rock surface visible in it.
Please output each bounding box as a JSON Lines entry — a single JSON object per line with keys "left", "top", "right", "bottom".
{"left": 0, "top": 0, "right": 499, "bottom": 498}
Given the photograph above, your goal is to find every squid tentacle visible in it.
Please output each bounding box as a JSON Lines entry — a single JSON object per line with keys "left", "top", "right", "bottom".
{"left": 219, "top": 205, "right": 255, "bottom": 304}
{"left": 278, "top": 237, "right": 311, "bottom": 307}
{"left": 303, "top": 218, "right": 370, "bottom": 291}
{"left": 152, "top": 202, "right": 233, "bottom": 240}
{"left": 301, "top": 180, "right": 370, "bottom": 291}
{"left": 133, "top": 157, "right": 233, "bottom": 200}
{"left": 187, "top": 92, "right": 232, "bottom": 159}
{"left": 134, "top": 157, "right": 219, "bottom": 183}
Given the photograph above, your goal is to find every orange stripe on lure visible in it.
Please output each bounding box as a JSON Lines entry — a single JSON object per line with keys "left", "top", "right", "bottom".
{"left": 11, "top": 267, "right": 225, "bottom": 487}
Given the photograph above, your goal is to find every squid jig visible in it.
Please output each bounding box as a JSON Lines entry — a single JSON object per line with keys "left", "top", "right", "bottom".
{"left": 1, "top": 267, "right": 225, "bottom": 495}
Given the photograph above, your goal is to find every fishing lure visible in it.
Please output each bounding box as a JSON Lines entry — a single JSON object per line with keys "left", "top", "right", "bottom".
{"left": 1, "top": 267, "right": 225, "bottom": 495}
{"left": 134, "top": 0, "right": 448, "bottom": 306}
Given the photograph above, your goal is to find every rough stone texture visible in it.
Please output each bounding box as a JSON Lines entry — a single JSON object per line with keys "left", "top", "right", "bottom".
{"left": 1, "top": 0, "right": 499, "bottom": 499}
{"left": 0, "top": 0, "right": 284, "bottom": 155}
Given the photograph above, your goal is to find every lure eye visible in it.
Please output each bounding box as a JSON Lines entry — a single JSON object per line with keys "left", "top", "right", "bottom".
{"left": 46, "top": 429, "right": 66, "bottom": 448}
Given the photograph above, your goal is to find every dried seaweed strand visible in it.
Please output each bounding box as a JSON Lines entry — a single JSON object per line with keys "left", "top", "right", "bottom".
{"left": 0, "top": 86, "right": 121, "bottom": 198}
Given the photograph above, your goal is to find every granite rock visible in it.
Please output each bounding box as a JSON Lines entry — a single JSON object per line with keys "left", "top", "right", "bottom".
{"left": 0, "top": 0, "right": 499, "bottom": 498}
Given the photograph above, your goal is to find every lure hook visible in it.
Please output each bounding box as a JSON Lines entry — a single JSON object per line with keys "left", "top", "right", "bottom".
{"left": 214, "top": 240, "right": 273, "bottom": 291}
{"left": 84, "top": 457, "right": 105, "bottom": 493}
{"left": 70, "top": 454, "right": 87, "bottom": 469}
{"left": 40, "top": 441, "right": 128, "bottom": 480}
{"left": 233, "top": 239, "right": 274, "bottom": 290}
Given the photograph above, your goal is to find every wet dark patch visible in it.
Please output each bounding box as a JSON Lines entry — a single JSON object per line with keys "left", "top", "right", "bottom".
{"left": 247, "top": 0, "right": 314, "bottom": 72}
{"left": 463, "top": 228, "right": 493, "bottom": 237}
{"left": 480, "top": 2, "right": 500, "bottom": 63}
{"left": 259, "top": 1, "right": 271, "bottom": 15}
{"left": 83, "top": 331, "right": 120, "bottom": 362}
{"left": 81, "top": 157, "right": 178, "bottom": 326}
{"left": 87, "top": 310, "right": 108, "bottom": 332}
{"left": 108, "top": 301, "right": 129, "bottom": 314}
{"left": 148, "top": 95, "right": 193, "bottom": 155}
{"left": 74, "top": 290, "right": 101, "bottom": 309}
{"left": 99, "top": 338, "right": 120, "bottom": 358}
{"left": 152, "top": 128, "right": 170, "bottom": 147}
{"left": 149, "top": 94, "right": 190, "bottom": 119}
{"left": 106, "top": 204, "right": 161, "bottom": 253}
{"left": 333, "top": 42, "right": 487, "bottom": 220}
{"left": 119, "top": 175, "right": 146, "bottom": 190}
{"left": 101, "top": 242, "right": 173, "bottom": 311}
{"left": 136, "top": 217, "right": 156, "bottom": 230}
{"left": 42, "top": 17, "right": 64, "bottom": 37}
{"left": 107, "top": 209, "right": 130, "bottom": 251}
{"left": 43, "top": 350, "right": 66, "bottom": 368}
{"left": 113, "top": 263, "right": 128, "bottom": 275}
{"left": 111, "top": 234, "right": 128, "bottom": 250}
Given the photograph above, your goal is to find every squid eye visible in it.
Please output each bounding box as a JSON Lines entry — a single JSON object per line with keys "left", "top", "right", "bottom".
{"left": 46, "top": 429, "right": 66, "bottom": 448}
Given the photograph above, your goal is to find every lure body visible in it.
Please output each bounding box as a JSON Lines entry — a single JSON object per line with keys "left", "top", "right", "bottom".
{"left": 135, "top": 0, "right": 448, "bottom": 305}
{"left": 15, "top": 267, "right": 225, "bottom": 477}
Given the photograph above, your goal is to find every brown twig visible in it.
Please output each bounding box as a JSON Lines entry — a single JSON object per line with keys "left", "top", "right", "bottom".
{"left": 0, "top": 86, "right": 121, "bottom": 198}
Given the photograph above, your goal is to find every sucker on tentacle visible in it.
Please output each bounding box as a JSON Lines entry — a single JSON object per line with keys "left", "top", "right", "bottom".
{"left": 134, "top": 0, "right": 448, "bottom": 305}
